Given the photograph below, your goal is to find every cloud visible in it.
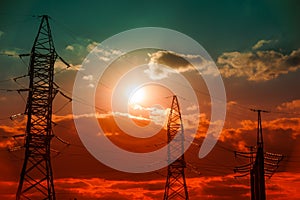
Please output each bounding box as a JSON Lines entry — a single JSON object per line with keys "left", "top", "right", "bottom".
{"left": 277, "top": 99, "right": 300, "bottom": 111}
{"left": 0, "top": 138, "right": 16, "bottom": 149}
{"left": 144, "top": 51, "right": 196, "bottom": 80}
{"left": 148, "top": 106, "right": 168, "bottom": 126}
{"left": 1, "top": 174, "right": 300, "bottom": 200}
{"left": 86, "top": 41, "right": 100, "bottom": 52}
{"left": 0, "top": 178, "right": 165, "bottom": 200}
{"left": 113, "top": 111, "right": 150, "bottom": 122}
{"left": 0, "top": 176, "right": 248, "bottom": 199}
{"left": 145, "top": 50, "right": 221, "bottom": 80}
{"left": 0, "top": 109, "right": 299, "bottom": 199}
{"left": 65, "top": 45, "right": 74, "bottom": 51}
{"left": 52, "top": 113, "right": 116, "bottom": 123}
{"left": 62, "top": 38, "right": 124, "bottom": 71}
{"left": 0, "top": 49, "right": 19, "bottom": 57}
{"left": 265, "top": 172, "right": 300, "bottom": 199}
{"left": 149, "top": 51, "right": 193, "bottom": 70}
{"left": 91, "top": 43, "right": 123, "bottom": 62}
{"left": 186, "top": 104, "right": 198, "bottom": 111}
{"left": 63, "top": 38, "right": 100, "bottom": 65}
{"left": 81, "top": 74, "right": 94, "bottom": 88}
{"left": 0, "top": 120, "right": 26, "bottom": 135}
{"left": 52, "top": 110, "right": 157, "bottom": 127}
{"left": 0, "top": 119, "right": 26, "bottom": 150}
{"left": 54, "top": 60, "right": 81, "bottom": 71}
{"left": 82, "top": 74, "right": 93, "bottom": 81}
{"left": 252, "top": 39, "right": 273, "bottom": 50}
{"left": 266, "top": 117, "right": 300, "bottom": 137}
{"left": 87, "top": 83, "right": 95, "bottom": 88}
{"left": 122, "top": 103, "right": 168, "bottom": 127}
{"left": 219, "top": 116, "right": 300, "bottom": 153}
{"left": 218, "top": 48, "right": 300, "bottom": 81}
{"left": 144, "top": 62, "right": 171, "bottom": 80}
{"left": 65, "top": 38, "right": 123, "bottom": 69}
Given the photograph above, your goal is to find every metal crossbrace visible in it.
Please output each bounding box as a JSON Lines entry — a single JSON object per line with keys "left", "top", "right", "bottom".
{"left": 163, "top": 95, "right": 189, "bottom": 200}
{"left": 16, "top": 15, "right": 56, "bottom": 200}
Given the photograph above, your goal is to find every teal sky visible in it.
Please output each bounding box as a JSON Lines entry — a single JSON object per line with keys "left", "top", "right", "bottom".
{"left": 1, "top": 0, "right": 300, "bottom": 59}
{"left": 1, "top": 0, "right": 299, "bottom": 107}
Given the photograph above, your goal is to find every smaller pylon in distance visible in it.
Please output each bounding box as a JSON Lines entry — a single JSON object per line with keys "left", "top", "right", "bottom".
{"left": 163, "top": 95, "right": 189, "bottom": 200}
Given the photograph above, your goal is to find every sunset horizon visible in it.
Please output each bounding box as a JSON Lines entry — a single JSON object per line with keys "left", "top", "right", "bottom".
{"left": 1, "top": 1, "right": 300, "bottom": 199}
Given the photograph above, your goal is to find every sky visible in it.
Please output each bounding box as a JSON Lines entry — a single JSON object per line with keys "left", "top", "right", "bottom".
{"left": 1, "top": 0, "right": 300, "bottom": 199}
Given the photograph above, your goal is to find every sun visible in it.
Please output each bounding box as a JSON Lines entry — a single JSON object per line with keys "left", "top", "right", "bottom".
{"left": 129, "top": 87, "right": 145, "bottom": 104}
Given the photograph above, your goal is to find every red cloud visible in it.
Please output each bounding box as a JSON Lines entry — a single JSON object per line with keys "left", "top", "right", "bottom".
{"left": 2, "top": 174, "right": 298, "bottom": 199}
{"left": 1, "top": 104, "right": 299, "bottom": 199}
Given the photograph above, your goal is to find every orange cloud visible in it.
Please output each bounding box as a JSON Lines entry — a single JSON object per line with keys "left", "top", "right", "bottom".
{"left": 220, "top": 117, "right": 300, "bottom": 149}
{"left": 0, "top": 138, "right": 16, "bottom": 149}
{"left": 277, "top": 99, "right": 300, "bottom": 111}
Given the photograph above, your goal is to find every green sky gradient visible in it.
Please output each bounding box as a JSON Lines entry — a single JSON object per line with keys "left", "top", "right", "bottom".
{"left": 1, "top": 0, "right": 300, "bottom": 59}
{"left": 1, "top": 0, "right": 300, "bottom": 111}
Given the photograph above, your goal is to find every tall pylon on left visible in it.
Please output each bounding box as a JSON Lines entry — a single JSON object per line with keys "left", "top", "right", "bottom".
{"left": 16, "top": 15, "right": 63, "bottom": 200}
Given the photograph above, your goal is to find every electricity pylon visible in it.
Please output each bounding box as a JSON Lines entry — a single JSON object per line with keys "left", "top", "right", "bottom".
{"left": 16, "top": 15, "right": 66, "bottom": 200}
{"left": 234, "top": 109, "right": 283, "bottom": 200}
{"left": 252, "top": 109, "right": 266, "bottom": 200}
{"left": 163, "top": 95, "right": 189, "bottom": 200}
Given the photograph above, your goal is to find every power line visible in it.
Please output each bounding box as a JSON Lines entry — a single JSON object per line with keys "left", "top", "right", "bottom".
{"left": 234, "top": 110, "right": 284, "bottom": 200}
{"left": 0, "top": 15, "right": 37, "bottom": 29}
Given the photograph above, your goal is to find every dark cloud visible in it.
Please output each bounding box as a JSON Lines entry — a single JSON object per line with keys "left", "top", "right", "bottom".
{"left": 149, "top": 51, "right": 191, "bottom": 69}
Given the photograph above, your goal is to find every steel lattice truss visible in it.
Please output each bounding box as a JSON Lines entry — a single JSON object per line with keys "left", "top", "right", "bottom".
{"left": 17, "top": 15, "right": 57, "bottom": 200}
{"left": 163, "top": 95, "right": 189, "bottom": 200}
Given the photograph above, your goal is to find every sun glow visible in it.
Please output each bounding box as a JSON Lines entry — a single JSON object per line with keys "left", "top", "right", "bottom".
{"left": 129, "top": 88, "right": 146, "bottom": 104}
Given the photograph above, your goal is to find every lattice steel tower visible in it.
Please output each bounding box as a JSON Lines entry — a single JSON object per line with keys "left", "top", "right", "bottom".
{"left": 252, "top": 109, "right": 266, "bottom": 200}
{"left": 17, "top": 15, "right": 58, "bottom": 200}
{"left": 163, "top": 95, "right": 189, "bottom": 200}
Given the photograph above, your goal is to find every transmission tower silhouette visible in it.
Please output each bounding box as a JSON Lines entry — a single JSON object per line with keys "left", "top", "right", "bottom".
{"left": 16, "top": 15, "right": 68, "bottom": 200}
{"left": 234, "top": 109, "right": 283, "bottom": 200}
{"left": 253, "top": 109, "right": 266, "bottom": 200}
{"left": 163, "top": 95, "right": 189, "bottom": 200}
